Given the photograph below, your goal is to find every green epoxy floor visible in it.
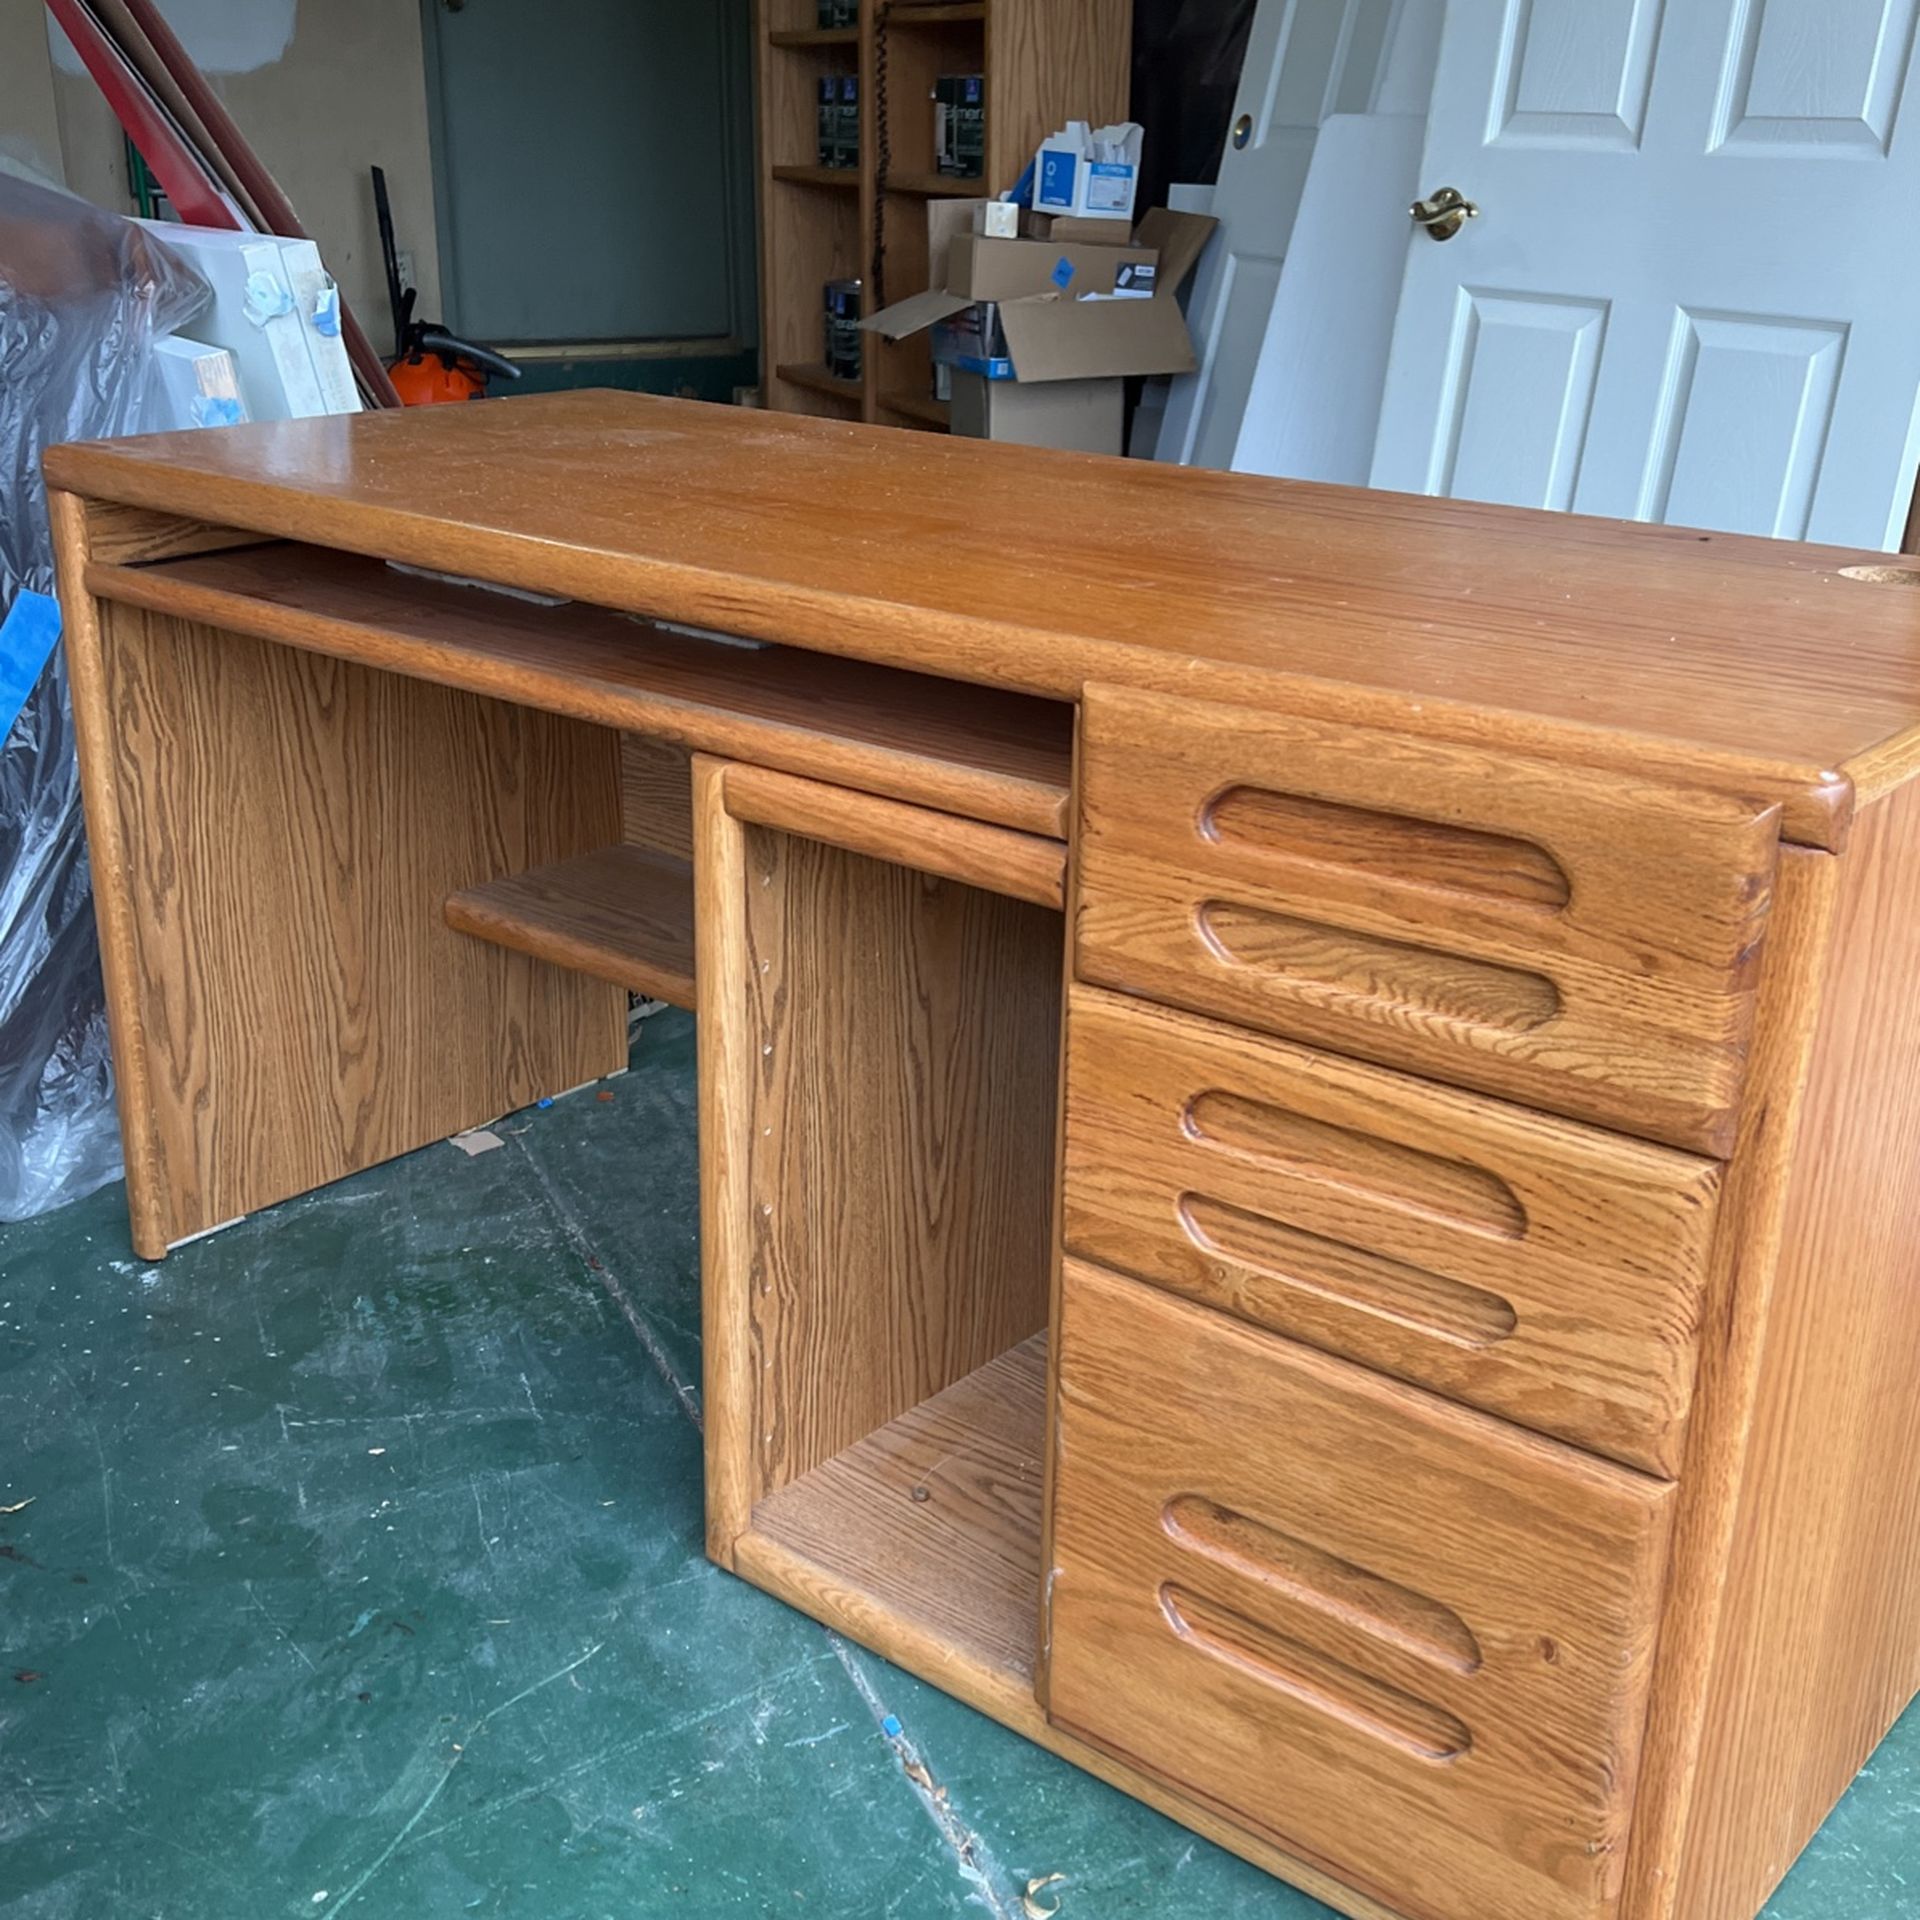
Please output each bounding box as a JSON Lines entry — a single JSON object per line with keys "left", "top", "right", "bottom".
{"left": 3, "top": 1008, "right": 1915, "bottom": 1918}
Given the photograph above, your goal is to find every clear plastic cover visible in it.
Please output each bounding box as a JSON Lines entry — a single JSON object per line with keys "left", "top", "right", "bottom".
{"left": 0, "top": 172, "right": 208, "bottom": 1222}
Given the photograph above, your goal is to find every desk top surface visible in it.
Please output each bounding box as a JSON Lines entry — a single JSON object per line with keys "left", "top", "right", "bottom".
{"left": 48, "top": 389, "right": 1920, "bottom": 836}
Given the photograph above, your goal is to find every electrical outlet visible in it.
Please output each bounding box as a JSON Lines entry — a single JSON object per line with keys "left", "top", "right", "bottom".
{"left": 394, "top": 249, "right": 416, "bottom": 293}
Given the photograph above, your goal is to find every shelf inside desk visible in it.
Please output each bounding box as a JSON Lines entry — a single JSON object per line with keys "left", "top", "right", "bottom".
{"left": 86, "top": 541, "right": 1072, "bottom": 839}
{"left": 445, "top": 844, "right": 696, "bottom": 1009}
{"left": 750, "top": 1334, "right": 1046, "bottom": 1681}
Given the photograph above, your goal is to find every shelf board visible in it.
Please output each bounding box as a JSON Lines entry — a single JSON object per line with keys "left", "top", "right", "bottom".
{"left": 882, "top": 389, "right": 951, "bottom": 430}
{"left": 776, "top": 360, "right": 865, "bottom": 405}
{"left": 885, "top": 170, "right": 987, "bottom": 198}
{"left": 750, "top": 1334, "right": 1046, "bottom": 1679}
{"left": 771, "top": 163, "right": 861, "bottom": 190}
{"left": 445, "top": 845, "right": 696, "bottom": 1008}
{"left": 767, "top": 24, "right": 858, "bottom": 45}
{"left": 887, "top": 2, "right": 987, "bottom": 21}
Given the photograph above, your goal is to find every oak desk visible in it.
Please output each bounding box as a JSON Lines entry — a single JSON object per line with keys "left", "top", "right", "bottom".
{"left": 45, "top": 392, "right": 1920, "bottom": 1920}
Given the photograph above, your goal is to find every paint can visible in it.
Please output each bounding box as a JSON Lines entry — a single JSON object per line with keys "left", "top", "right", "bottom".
{"left": 824, "top": 278, "right": 863, "bottom": 383}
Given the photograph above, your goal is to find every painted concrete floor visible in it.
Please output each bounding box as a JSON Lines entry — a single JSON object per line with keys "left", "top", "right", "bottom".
{"left": 3, "top": 1008, "right": 1915, "bottom": 1919}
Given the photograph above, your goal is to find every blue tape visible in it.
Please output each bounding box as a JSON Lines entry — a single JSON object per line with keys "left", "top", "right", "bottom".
{"left": 1050, "top": 256, "right": 1075, "bottom": 290}
{"left": 0, "top": 591, "right": 61, "bottom": 743}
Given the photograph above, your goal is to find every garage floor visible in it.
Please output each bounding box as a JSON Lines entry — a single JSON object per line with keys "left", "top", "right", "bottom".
{"left": 4, "top": 1009, "right": 1915, "bottom": 1918}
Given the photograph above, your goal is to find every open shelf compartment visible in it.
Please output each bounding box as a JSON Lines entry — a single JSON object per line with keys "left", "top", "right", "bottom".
{"left": 753, "top": 1334, "right": 1047, "bottom": 1679}
{"left": 83, "top": 539, "right": 1072, "bottom": 839}
{"left": 703, "top": 769, "right": 1063, "bottom": 1702}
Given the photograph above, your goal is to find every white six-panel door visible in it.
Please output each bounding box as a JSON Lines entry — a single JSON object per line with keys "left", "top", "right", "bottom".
{"left": 1370, "top": 0, "right": 1920, "bottom": 547}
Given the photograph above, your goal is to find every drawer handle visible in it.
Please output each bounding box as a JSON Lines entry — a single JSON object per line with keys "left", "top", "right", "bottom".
{"left": 1202, "top": 785, "right": 1571, "bottom": 909}
{"left": 1197, "top": 902, "right": 1563, "bottom": 1036}
{"left": 1184, "top": 1092, "right": 1526, "bottom": 1239}
{"left": 1179, "top": 1196, "right": 1518, "bottom": 1350}
{"left": 1164, "top": 1495, "right": 1483, "bottom": 1673}
{"left": 1160, "top": 1584, "right": 1473, "bottom": 1762}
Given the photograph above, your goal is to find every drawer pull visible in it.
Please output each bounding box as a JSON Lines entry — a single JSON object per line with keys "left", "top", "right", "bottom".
{"left": 1202, "top": 785, "right": 1571, "bottom": 909}
{"left": 1184, "top": 1091, "right": 1526, "bottom": 1239}
{"left": 1159, "top": 1584, "right": 1474, "bottom": 1762}
{"left": 1179, "top": 1197, "right": 1519, "bottom": 1350}
{"left": 1197, "top": 902, "right": 1564, "bottom": 1036}
{"left": 1163, "top": 1495, "right": 1482, "bottom": 1673}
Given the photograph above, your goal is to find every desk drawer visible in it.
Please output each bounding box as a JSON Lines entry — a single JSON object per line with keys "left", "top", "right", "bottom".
{"left": 1063, "top": 987, "right": 1718, "bottom": 1475}
{"left": 1046, "top": 1260, "right": 1673, "bottom": 1920}
{"left": 1075, "top": 687, "right": 1778, "bottom": 1156}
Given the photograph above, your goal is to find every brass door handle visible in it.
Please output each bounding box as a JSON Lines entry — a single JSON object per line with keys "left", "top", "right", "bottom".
{"left": 1411, "top": 186, "right": 1479, "bottom": 241}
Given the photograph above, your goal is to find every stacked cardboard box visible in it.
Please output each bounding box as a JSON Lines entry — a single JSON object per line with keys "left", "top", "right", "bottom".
{"left": 862, "top": 200, "right": 1216, "bottom": 454}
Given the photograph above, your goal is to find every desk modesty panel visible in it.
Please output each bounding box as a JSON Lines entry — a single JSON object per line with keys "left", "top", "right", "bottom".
{"left": 45, "top": 395, "right": 1920, "bottom": 1920}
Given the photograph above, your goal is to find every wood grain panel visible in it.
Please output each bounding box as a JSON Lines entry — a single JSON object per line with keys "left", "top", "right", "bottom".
{"left": 1047, "top": 1260, "right": 1675, "bottom": 1920}
{"left": 1614, "top": 847, "right": 1839, "bottom": 1920}
{"left": 79, "top": 498, "right": 267, "bottom": 566}
{"left": 86, "top": 541, "right": 1072, "bottom": 836}
{"left": 751, "top": 1334, "right": 1046, "bottom": 1677}
{"left": 721, "top": 760, "right": 1066, "bottom": 907}
{"left": 620, "top": 732, "right": 694, "bottom": 859}
{"left": 1064, "top": 987, "right": 1720, "bottom": 1474}
{"left": 985, "top": 0, "right": 1130, "bottom": 184}
{"left": 444, "top": 845, "right": 695, "bottom": 1008}
{"left": 49, "top": 390, "right": 1920, "bottom": 847}
{"left": 1669, "top": 785, "right": 1920, "bottom": 1919}
{"left": 95, "top": 603, "right": 625, "bottom": 1249}
{"left": 743, "top": 825, "right": 1062, "bottom": 1491}
{"left": 1077, "top": 686, "right": 1780, "bottom": 1156}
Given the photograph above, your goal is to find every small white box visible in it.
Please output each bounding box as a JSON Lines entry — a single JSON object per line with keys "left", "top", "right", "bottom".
{"left": 1033, "top": 121, "right": 1142, "bottom": 223}
{"left": 977, "top": 200, "right": 1020, "bottom": 238}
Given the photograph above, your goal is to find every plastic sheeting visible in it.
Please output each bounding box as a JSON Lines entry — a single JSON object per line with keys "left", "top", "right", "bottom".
{"left": 0, "top": 172, "right": 207, "bottom": 1221}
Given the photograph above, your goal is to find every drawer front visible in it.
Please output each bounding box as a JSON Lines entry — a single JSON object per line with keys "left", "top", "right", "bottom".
{"left": 1075, "top": 686, "right": 1779, "bottom": 1156}
{"left": 1047, "top": 1261, "right": 1674, "bottom": 1920}
{"left": 1064, "top": 986, "right": 1719, "bottom": 1475}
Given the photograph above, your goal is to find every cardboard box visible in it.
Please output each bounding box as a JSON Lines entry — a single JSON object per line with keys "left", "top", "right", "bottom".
{"left": 862, "top": 205, "right": 1216, "bottom": 387}
{"left": 945, "top": 231, "right": 1157, "bottom": 302}
{"left": 1019, "top": 210, "right": 1131, "bottom": 245}
{"left": 949, "top": 373, "right": 1123, "bottom": 454}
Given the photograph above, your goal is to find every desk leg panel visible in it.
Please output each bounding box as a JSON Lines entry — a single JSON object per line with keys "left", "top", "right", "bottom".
{"left": 90, "top": 602, "right": 625, "bottom": 1247}
{"left": 1671, "top": 789, "right": 1920, "bottom": 1918}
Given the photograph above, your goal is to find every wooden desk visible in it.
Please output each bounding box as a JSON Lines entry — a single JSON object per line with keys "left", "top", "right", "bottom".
{"left": 45, "top": 393, "right": 1920, "bottom": 1920}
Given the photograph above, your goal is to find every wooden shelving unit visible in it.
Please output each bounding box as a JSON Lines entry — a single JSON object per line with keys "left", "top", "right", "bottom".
{"left": 769, "top": 163, "right": 860, "bottom": 190}
{"left": 754, "top": 0, "right": 1131, "bottom": 434}
{"left": 775, "top": 358, "right": 865, "bottom": 405}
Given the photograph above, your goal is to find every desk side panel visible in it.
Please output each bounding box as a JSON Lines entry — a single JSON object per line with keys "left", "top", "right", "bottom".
{"left": 95, "top": 602, "right": 626, "bottom": 1247}
{"left": 1674, "top": 780, "right": 1920, "bottom": 1918}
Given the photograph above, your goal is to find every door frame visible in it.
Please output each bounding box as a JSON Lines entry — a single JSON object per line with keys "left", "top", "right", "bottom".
{"left": 417, "top": 0, "right": 759, "bottom": 355}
